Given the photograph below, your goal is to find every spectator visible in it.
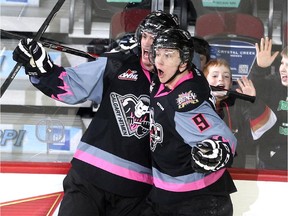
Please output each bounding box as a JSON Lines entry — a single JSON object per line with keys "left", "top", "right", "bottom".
{"left": 192, "top": 36, "right": 211, "bottom": 71}
{"left": 251, "top": 37, "right": 287, "bottom": 170}
{"left": 12, "top": 11, "right": 180, "bottom": 216}
{"left": 142, "top": 28, "right": 237, "bottom": 216}
{"left": 203, "top": 58, "right": 276, "bottom": 168}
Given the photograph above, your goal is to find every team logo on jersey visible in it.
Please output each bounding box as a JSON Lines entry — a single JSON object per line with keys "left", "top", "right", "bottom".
{"left": 149, "top": 108, "right": 163, "bottom": 152}
{"left": 176, "top": 91, "right": 199, "bottom": 109}
{"left": 118, "top": 69, "right": 138, "bottom": 81}
{"left": 278, "top": 100, "right": 288, "bottom": 111}
{"left": 110, "top": 92, "right": 150, "bottom": 139}
{"left": 277, "top": 100, "right": 288, "bottom": 136}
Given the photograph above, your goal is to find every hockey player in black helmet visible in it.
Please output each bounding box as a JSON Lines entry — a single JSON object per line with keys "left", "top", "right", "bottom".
{"left": 135, "top": 10, "right": 179, "bottom": 72}
{"left": 12, "top": 11, "right": 179, "bottom": 216}
{"left": 150, "top": 28, "right": 194, "bottom": 84}
{"left": 135, "top": 11, "right": 179, "bottom": 41}
{"left": 141, "top": 28, "right": 238, "bottom": 216}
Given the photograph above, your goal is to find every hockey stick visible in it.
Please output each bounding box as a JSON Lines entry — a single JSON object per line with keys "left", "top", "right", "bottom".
{"left": 0, "top": 29, "right": 98, "bottom": 60}
{"left": 0, "top": 0, "right": 66, "bottom": 98}
{"left": 210, "top": 86, "right": 256, "bottom": 103}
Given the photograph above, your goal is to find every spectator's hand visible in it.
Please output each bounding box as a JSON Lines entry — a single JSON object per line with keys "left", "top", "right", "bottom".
{"left": 235, "top": 76, "right": 256, "bottom": 96}
{"left": 255, "top": 37, "right": 279, "bottom": 68}
{"left": 191, "top": 136, "right": 233, "bottom": 173}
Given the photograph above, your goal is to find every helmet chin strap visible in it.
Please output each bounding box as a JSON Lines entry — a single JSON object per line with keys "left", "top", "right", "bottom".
{"left": 163, "top": 64, "right": 187, "bottom": 85}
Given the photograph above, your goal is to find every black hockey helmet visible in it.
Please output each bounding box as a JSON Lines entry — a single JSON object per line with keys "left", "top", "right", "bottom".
{"left": 135, "top": 10, "right": 179, "bottom": 43}
{"left": 151, "top": 28, "right": 194, "bottom": 68}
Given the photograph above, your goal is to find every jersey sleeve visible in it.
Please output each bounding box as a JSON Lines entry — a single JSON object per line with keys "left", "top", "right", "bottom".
{"left": 30, "top": 57, "right": 108, "bottom": 104}
{"left": 174, "top": 101, "right": 237, "bottom": 154}
{"left": 236, "top": 98, "right": 277, "bottom": 140}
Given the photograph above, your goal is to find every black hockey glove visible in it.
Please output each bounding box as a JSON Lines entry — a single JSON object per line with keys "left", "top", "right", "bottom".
{"left": 118, "top": 33, "right": 137, "bottom": 50}
{"left": 191, "top": 136, "right": 233, "bottom": 173}
{"left": 13, "top": 38, "right": 33, "bottom": 65}
{"left": 13, "top": 38, "right": 54, "bottom": 76}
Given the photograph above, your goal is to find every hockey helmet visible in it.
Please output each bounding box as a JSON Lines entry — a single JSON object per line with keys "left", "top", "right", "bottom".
{"left": 151, "top": 28, "right": 194, "bottom": 67}
{"left": 135, "top": 10, "right": 179, "bottom": 43}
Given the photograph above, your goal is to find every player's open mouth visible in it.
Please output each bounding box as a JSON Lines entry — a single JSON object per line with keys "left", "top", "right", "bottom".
{"left": 143, "top": 49, "right": 149, "bottom": 58}
{"left": 157, "top": 69, "right": 164, "bottom": 77}
{"left": 281, "top": 74, "right": 287, "bottom": 81}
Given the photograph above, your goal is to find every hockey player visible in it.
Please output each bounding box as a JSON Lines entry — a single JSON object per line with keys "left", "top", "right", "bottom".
{"left": 12, "top": 11, "right": 179, "bottom": 216}
{"left": 142, "top": 28, "right": 238, "bottom": 216}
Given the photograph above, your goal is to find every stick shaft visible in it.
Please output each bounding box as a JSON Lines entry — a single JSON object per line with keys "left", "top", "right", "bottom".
{"left": 210, "top": 85, "right": 256, "bottom": 103}
{"left": 33, "top": 0, "right": 66, "bottom": 42}
{"left": 0, "top": 0, "right": 66, "bottom": 98}
{"left": 41, "top": 41, "right": 97, "bottom": 60}
{"left": 227, "top": 90, "right": 256, "bottom": 103}
{"left": 1, "top": 29, "right": 97, "bottom": 60}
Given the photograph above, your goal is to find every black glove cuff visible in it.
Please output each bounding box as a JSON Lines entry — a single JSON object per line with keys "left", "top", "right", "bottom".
{"left": 25, "top": 64, "right": 55, "bottom": 77}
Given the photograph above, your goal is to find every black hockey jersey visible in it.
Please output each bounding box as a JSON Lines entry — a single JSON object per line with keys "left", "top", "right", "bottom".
{"left": 30, "top": 50, "right": 153, "bottom": 196}
{"left": 149, "top": 68, "right": 237, "bottom": 204}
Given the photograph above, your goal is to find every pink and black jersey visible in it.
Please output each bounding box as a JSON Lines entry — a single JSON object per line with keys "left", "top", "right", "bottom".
{"left": 149, "top": 68, "right": 237, "bottom": 204}
{"left": 29, "top": 50, "right": 153, "bottom": 196}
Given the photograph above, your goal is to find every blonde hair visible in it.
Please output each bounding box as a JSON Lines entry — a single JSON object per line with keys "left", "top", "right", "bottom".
{"left": 203, "top": 58, "right": 231, "bottom": 77}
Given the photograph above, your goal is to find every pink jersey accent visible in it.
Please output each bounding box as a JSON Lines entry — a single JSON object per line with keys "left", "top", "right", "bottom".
{"left": 51, "top": 71, "right": 74, "bottom": 100}
{"left": 153, "top": 169, "right": 225, "bottom": 192}
{"left": 155, "top": 72, "right": 194, "bottom": 97}
{"left": 74, "top": 149, "right": 153, "bottom": 185}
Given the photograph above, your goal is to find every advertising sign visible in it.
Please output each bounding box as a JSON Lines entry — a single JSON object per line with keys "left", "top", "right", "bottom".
{"left": 209, "top": 39, "right": 256, "bottom": 80}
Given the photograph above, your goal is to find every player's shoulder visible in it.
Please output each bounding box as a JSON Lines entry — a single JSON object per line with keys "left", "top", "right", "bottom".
{"left": 168, "top": 83, "right": 202, "bottom": 112}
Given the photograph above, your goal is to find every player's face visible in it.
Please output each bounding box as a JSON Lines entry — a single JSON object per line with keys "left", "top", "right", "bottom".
{"left": 141, "top": 32, "right": 155, "bottom": 71}
{"left": 205, "top": 65, "right": 232, "bottom": 90}
{"left": 279, "top": 56, "right": 288, "bottom": 87}
{"left": 154, "top": 48, "right": 182, "bottom": 84}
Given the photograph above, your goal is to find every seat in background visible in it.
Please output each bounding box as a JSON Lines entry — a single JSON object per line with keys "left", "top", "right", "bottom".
{"left": 195, "top": 12, "right": 264, "bottom": 40}
{"left": 194, "top": 12, "right": 264, "bottom": 80}
{"left": 110, "top": 8, "right": 151, "bottom": 40}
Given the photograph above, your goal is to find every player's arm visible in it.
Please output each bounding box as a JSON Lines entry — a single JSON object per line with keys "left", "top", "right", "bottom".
{"left": 174, "top": 101, "right": 237, "bottom": 174}
{"left": 13, "top": 38, "right": 107, "bottom": 104}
